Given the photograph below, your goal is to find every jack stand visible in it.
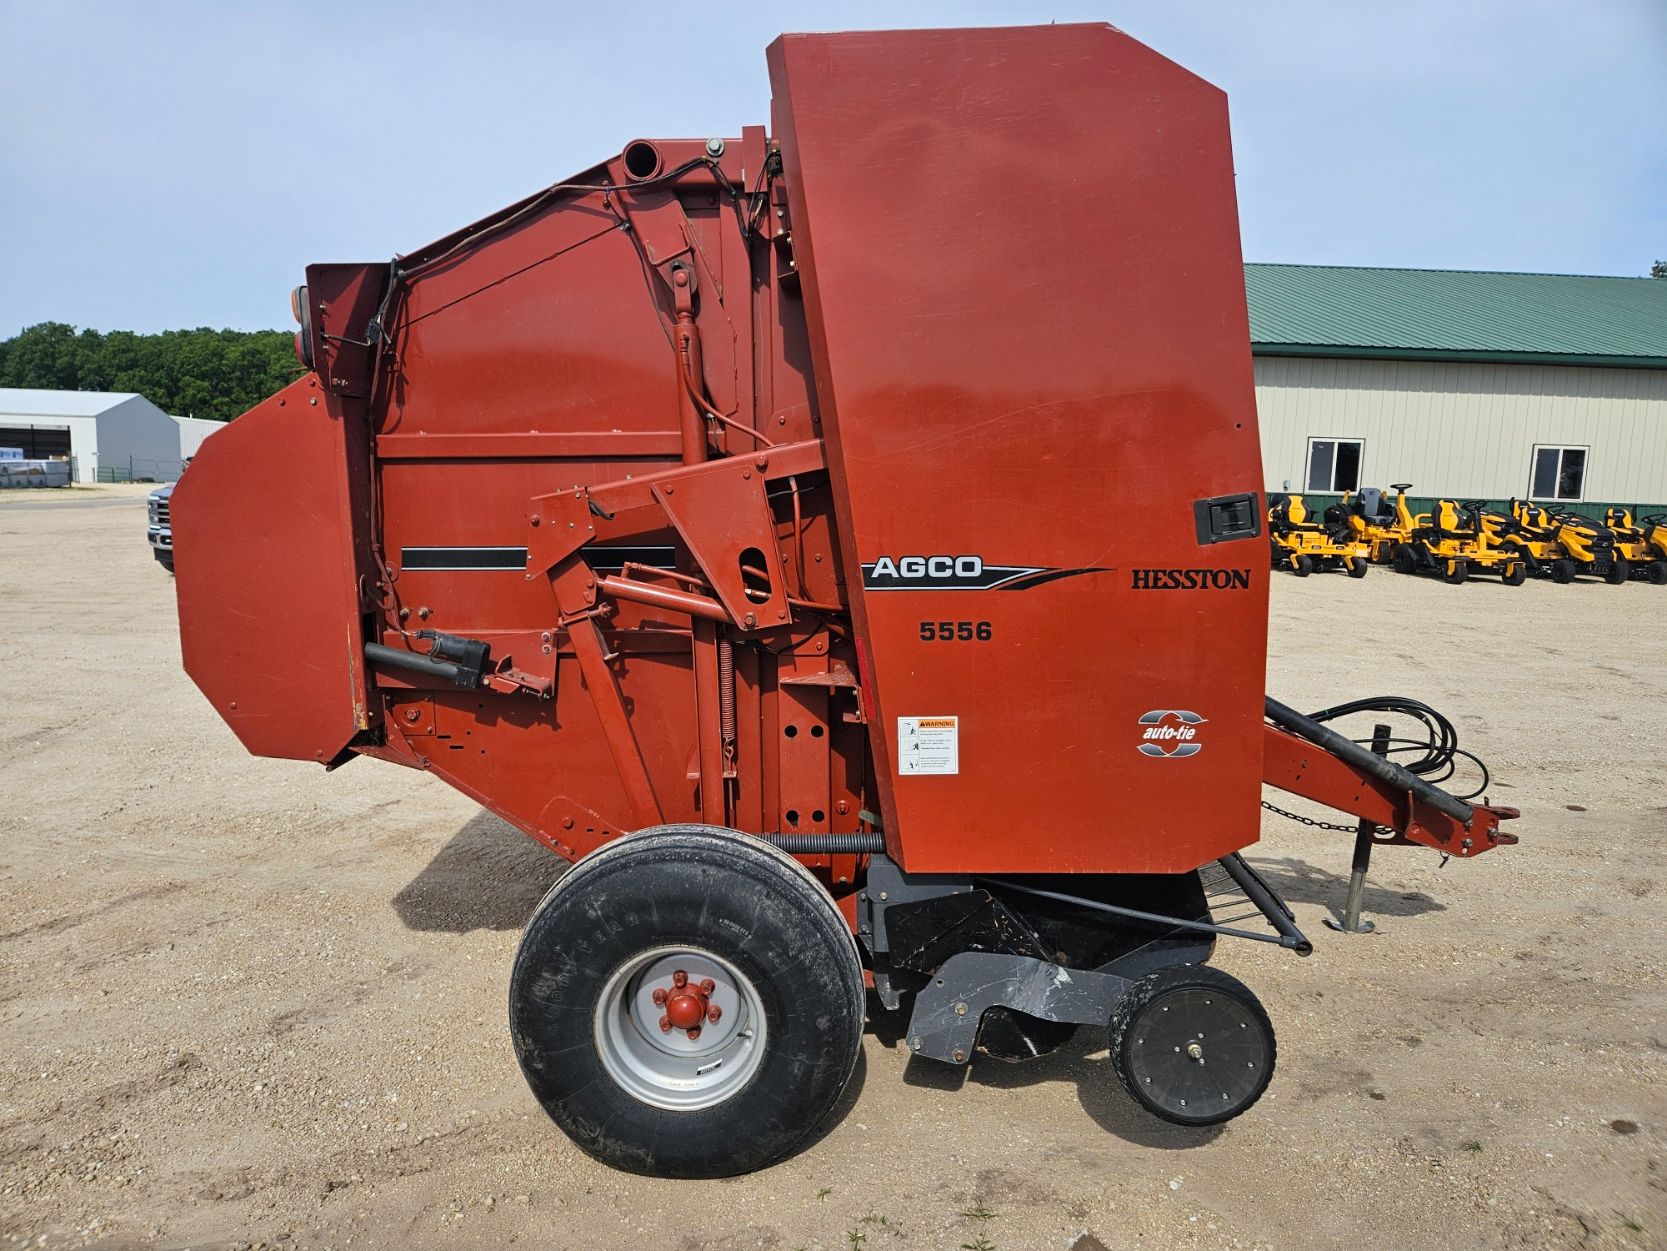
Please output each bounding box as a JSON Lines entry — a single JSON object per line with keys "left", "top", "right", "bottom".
{"left": 1324, "top": 722, "right": 1390, "bottom": 934}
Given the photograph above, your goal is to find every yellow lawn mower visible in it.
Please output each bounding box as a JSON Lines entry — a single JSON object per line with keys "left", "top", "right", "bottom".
{"left": 1603, "top": 508, "right": 1667, "bottom": 585}
{"left": 1507, "top": 500, "right": 1628, "bottom": 584}
{"left": 1391, "top": 499, "right": 1528, "bottom": 585}
{"left": 1343, "top": 483, "right": 1419, "bottom": 564}
{"left": 1269, "top": 494, "right": 1370, "bottom": 577}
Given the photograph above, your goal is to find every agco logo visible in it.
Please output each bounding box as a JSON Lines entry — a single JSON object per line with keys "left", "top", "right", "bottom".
{"left": 862, "top": 555, "right": 1106, "bottom": 593}
{"left": 1137, "top": 710, "right": 1206, "bottom": 758}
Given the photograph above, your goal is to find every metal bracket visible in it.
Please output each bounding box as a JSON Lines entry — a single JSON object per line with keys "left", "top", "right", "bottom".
{"left": 905, "top": 952, "right": 1130, "bottom": 1065}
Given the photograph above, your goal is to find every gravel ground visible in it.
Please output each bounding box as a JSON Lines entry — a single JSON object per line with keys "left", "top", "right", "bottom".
{"left": 1, "top": 484, "right": 1662, "bottom": 1251}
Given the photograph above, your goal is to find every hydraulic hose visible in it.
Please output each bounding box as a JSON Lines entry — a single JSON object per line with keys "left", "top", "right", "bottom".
{"left": 1264, "top": 696, "right": 1475, "bottom": 825}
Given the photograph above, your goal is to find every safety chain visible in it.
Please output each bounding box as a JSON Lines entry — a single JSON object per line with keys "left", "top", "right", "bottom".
{"left": 1260, "top": 799, "right": 1394, "bottom": 838}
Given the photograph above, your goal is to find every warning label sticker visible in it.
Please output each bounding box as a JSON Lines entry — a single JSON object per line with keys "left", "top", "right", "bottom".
{"left": 898, "top": 716, "right": 959, "bottom": 775}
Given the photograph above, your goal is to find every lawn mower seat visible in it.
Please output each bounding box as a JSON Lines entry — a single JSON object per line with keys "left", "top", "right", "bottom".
{"left": 1353, "top": 486, "right": 1393, "bottom": 523}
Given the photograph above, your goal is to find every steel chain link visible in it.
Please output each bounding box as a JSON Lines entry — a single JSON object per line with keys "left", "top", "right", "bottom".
{"left": 1260, "top": 799, "right": 1394, "bottom": 838}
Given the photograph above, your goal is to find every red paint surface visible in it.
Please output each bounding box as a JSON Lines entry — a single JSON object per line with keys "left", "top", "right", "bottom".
{"left": 176, "top": 25, "right": 1304, "bottom": 879}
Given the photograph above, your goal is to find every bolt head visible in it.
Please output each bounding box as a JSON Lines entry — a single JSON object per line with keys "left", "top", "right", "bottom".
{"left": 658, "top": 1015, "right": 671, "bottom": 1032}
{"left": 698, "top": 978, "right": 715, "bottom": 995}
{"left": 651, "top": 987, "right": 668, "bottom": 1006}
{"left": 672, "top": 970, "right": 688, "bottom": 988}
{"left": 705, "top": 137, "right": 725, "bottom": 156}
{"left": 707, "top": 1004, "right": 722, "bottom": 1023}
{"left": 685, "top": 1026, "right": 702, "bottom": 1041}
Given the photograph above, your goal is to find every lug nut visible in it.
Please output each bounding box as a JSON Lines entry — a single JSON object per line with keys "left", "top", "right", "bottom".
{"left": 686, "top": 1027, "right": 702, "bottom": 1041}
{"left": 698, "top": 978, "right": 715, "bottom": 995}
{"left": 658, "top": 1015, "right": 672, "bottom": 1032}
{"left": 707, "top": 1004, "right": 722, "bottom": 1023}
{"left": 672, "top": 970, "right": 688, "bottom": 988}
{"left": 651, "top": 987, "right": 668, "bottom": 1006}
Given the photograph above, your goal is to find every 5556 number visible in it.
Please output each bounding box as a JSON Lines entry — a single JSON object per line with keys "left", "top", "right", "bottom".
{"left": 918, "top": 620, "right": 993, "bottom": 642}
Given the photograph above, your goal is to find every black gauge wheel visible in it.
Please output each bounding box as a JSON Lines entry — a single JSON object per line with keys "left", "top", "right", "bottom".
{"left": 1346, "top": 556, "right": 1369, "bottom": 578}
{"left": 1391, "top": 544, "right": 1419, "bottom": 575}
{"left": 1109, "top": 965, "right": 1275, "bottom": 1127}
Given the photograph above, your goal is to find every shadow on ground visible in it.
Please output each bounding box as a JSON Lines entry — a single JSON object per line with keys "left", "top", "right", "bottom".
{"left": 1247, "top": 854, "right": 1447, "bottom": 920}
{"left": 886, "top": 1015, "right": 1223, "bottom": 1150}
{"left": 392, "top": 809, "right": 567, "bottom": 932}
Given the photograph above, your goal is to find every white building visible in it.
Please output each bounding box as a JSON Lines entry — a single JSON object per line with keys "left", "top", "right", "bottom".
{"left": 172, "top": 414, "right": 226, "bottom": 460}
{"left": 0, "top": 389, "right": 188, "bottom": 483}
{"left": 1248, "top": 265, "right": 1667, "bottom": 517}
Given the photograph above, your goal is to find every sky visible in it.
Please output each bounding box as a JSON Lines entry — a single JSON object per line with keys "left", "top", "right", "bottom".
{"left": 1, "top": 0, "right": 1663, "bottom": 335}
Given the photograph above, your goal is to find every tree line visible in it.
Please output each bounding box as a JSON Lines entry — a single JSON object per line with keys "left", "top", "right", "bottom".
{"left": 0, "top": 322, "right": 301, "bottom": 423}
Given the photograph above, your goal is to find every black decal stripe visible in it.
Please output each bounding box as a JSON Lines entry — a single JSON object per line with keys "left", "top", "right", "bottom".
{"left": 583, "top": 545, "right": 677, "bottom": 572}
{"left": 997, "top": 567, "right": 1111, "bottom": 591}
{"left": 401, "top": 546, "right": 528, "bottom": 571}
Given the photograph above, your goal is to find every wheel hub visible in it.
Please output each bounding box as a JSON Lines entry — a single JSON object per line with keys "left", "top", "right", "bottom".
{"left": 652, "top": 969, "right": 722, "bottom": 1037}
{"left": 593, "top": 947, "right": 767, "bottom": 1111}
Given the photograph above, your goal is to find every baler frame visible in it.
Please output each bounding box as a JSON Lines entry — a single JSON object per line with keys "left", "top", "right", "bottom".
{"left": 171, "top": 22, "right": 1523, "bottom": 1179}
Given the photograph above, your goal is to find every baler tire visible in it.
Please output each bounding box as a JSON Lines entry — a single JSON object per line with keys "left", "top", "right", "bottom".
{"left": 1391, "top": 544, "right": 1418, "bottom": 575}
{"left": 1108, "top": 964, "right": 1275, "bottom": 1128}
{"left": 1605, "top": 557, "right": 1630, "bottom": 585}
{"left": 1648, "top": 560, "right": 1667, "bottom": 585}
{"left": 1346, "top": 556, "right": 1369, "bottom": 579}
{"left": 509, "top": 824, "right": 864, "bottom": 1179}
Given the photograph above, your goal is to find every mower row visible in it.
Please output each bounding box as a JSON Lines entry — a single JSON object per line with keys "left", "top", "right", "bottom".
{"left": 1270, "top": 484, "right": 1667, "bottom": 585}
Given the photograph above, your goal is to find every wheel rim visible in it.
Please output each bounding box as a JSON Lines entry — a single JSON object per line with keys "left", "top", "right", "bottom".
{"left": 1125, "top": 987, "right": 1270, "bottom": 1118}
{"left": 593, "top": 946, "right": 768, "bottom": 1111}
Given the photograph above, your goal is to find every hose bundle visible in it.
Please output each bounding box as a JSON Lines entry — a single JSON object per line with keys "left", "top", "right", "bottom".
{"left": 1298, "top": 696, "right": 1489, "bottom": 800}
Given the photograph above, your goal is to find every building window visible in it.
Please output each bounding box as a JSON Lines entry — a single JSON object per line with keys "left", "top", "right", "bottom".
{"left": 1530, "top": 445, "right": 1586, "bottom": 502}
{"left": 1305, "top": 438, "right": 1362, "bottom": 493}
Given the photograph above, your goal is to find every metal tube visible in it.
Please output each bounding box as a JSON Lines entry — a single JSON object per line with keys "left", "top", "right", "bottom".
{"left": 979, "top": 872, "right": 1312, "bottom": 953}
{"left": 1264, "top": 695, "right": 1474, "bottom": 824}
{"left": 596, "top": 574, "right": 732, "bottom": 623}
{"left": 1335, "top": 724, "right": 1391, "bottom": 934}
{"left": 1214, "top": 854, "right": 1315, "bottom": 955}
{"left": 365, "top": 642, "right": 472, "bottom": 687}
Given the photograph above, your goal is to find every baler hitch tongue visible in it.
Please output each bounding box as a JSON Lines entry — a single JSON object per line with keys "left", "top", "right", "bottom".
{"left": 1261, "top": 696, "right": 1519, "bottom": 858}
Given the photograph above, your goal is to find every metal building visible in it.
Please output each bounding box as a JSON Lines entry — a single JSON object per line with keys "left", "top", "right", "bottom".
{"left": 1248, "top": 266, "right": 1667, "bottom": 516}
{"left": 0, "top": 389, "right": 187, "bottom": 483}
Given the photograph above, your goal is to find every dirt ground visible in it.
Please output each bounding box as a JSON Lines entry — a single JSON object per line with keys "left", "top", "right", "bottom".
{"left": 1, "top": 483, "right": 1662, "bottom": 1251}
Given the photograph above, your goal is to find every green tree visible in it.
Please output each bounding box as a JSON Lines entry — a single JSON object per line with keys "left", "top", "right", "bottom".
{"left": 1652, "top": 259, "right": 1667, "bottom": 279}
{"left": 0, "top": 323, "right": 301, "bottom": 421}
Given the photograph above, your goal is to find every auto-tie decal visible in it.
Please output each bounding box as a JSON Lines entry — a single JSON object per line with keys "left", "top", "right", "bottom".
{"left": 1137, "top": 709, "right": 1206, "bottom": 758}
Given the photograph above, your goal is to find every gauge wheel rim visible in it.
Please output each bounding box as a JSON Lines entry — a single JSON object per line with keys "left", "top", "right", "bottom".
{"left": 593, "top": 944, "right": 768, "bottom": 1111}
{"left": 1121, "top": 985, "right": 1273, "bottom": 1123}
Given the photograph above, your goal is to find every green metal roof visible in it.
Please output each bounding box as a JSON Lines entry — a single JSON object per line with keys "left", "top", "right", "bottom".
{"left": 1245, "top": 263, "right": 1667, "bottom": 368}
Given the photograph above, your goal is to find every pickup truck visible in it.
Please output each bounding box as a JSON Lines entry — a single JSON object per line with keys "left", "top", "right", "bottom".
{"left": 147, "top": 482, "right": 174, "bottom": 572}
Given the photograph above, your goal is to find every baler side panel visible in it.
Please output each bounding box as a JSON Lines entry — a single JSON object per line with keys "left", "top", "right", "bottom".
{"left": 770, "top": 24, "right": 1269, "bottom": 874}
{"left": 174, "top": 374, "right": 376, "bottom": 762}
